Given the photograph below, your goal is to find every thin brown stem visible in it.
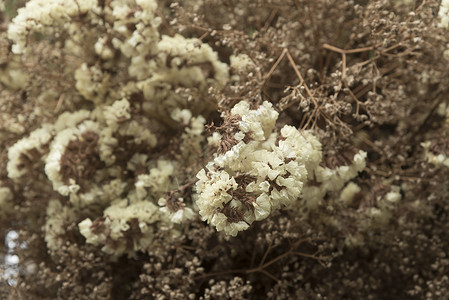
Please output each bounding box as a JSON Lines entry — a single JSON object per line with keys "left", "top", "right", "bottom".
{"left": 322, "top": 43, "right": 383, "bottom": 55}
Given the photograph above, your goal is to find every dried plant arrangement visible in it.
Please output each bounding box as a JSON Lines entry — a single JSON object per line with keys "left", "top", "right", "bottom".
{"left": 1, "top": 0, "right": 449, "bottom": 299}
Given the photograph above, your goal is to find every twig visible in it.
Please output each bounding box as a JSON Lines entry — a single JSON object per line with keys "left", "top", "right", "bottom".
{"left": 262, "top": 8, "right": 278, "bottom": 31}
{"left": 263, "top": 48, "right": 288, "bottom": 88}
{"left": 194, "top": 237, "right": 324, "bottom": 282}
{"left": 259, "top": 240, "right": 273, "bottom": 268}
{"left": 264, "top": 48, "right": 342, "bottom": 130}
{"left": 354, "top": 134, "right": 387, "bottom": 158}
{"left": 54, "top": 94, "right": 65, "bottom": 113}
{"left": 343, "top": 80, "right": 361, "bottom": 116}
{"left": 322, "top": 43, "right": 383, "bottom": 55}
{"left": 168, "top": 179, "right": 198, "bottom": 196}
{"left": 198, "top": 31, "right": 209, "bottom": 40}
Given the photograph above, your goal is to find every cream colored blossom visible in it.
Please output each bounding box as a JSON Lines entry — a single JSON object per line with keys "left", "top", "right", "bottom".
{"left": 366, "top": 186, "right": 401, "bottom": 229}
{"left": 45, "top": 200, "right": 77, "bottom": 251}
{"left": 439, "top": 0, "right": 449, "bottom": 28}
{"left": 158, "top": 197, "right": 195, "bottom": 224}
{"left": 195, "top": 101, "right": 322, "bottom": 236}
{"left": 340, "top": 182, "right": 361, "bottom": 205}
{"left": 170, "top": 108, "right": 207, "bottom": 165}
{"left": 45, "top": 120, "right": 101, "bottom": 196}
{"left": 196, "top": 168, "right": 238, "bottom": 224}
{"left": 0, "top": 186, "right": 14, "bottom": 217}
{"left": 421, "top": 141, "right": 449, "bottom": 168}
{"left": 75, "top": 64, "right": 112, "bottom": 104}
{"left": 135, "top": 160, "right": 177, "bottom": 200}
{"left": 8, "top": 0, "right": 97, "bottom": 54}
{"left": 104, "top": 98, "right": 132, "bottom": 127}
{"left": 230, "top": 54, "right": 255, "bottom": 72}
{"left": 94, "top": 37, "right": 114, "bottom": 60}
{"left": 7, "top": 125, "right": 54, "bottom": 180}
{"left": 315, "top": 150, "right": 367, "bottom": 192}
{"left": 79, "top": 199, "right": 175, "bottom": 256}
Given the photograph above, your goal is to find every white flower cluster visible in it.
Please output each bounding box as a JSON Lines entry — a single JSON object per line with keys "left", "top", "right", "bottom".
{"left": 74, "top": 64, "right": 115, "bottom": 105}
{"left": 110, "top": 0, "right": 160, "bottom": 59}
{"left": 0, "top": 55, "right": 28, "bottom": 90}
{"left": 344, "top": 183, "right": 402, "bottom": 247}
{"left": 7, "top": 0, "right": 97, "bottom": 54}
{"left": 195, "top": 101, "right": 322, "bottom": 236}
{"left": 437, "top": 102, "right": 449, "bottom": 118}
{"left": 5, "top": 98, "right": 159, "bottom": 210}
{"left": 44, "top": 199, "right": 77, "bottom": 251}
{"left": 365, "top": 186, "right": 401, "bottom": 229}
{"left": 77, "top": 157, "right": 195, "bottom": 256}
{"left": 316, "top": 152, "right": 367, "bottom": 191}
{"left": 7, "top": 125, "right": 54, "bottom": 180}
{"left": 421, "top": 141, "right": 449, "bottom": 168}
{"left": 135, "top": 160, "right": 177, "bottom": 200}
{"left": 158, "top": 196, "right": 196, "bottom": 224}
{"left": 439, "top": 0, "right": 449, "bottom": 28}
{"left": 135, "top": 34, "right": 229, "bottom": 120}
{"left": 78, "top": 197, "right": 175, "bottom": 256}
{"left": 83, "top": 1, "right": 228, "bottom": 116}
{"left": 8, "top": 0, "right": 229, "bottom": 115}
{"left": 230, "top": 53, "right": 256, "bottom": 79}
{"left": 420, "top": 103, "right": 449, "bottom": 168}
{"left": 0, "top": 186, "right": 14, "bottom": 218}
{"left": 301, "top": 150, "right": 367, "bottom": 211}
{"left": 3, "top": 47, "right": 215, "bottom": 258}
{"left": 5, "top": 92, "right": 206, "bottom": 255}
{"left": 72, "top": 0, "right": 161, "bottom": 105}
{"left": 45, "top": 119, "right": 102, "bottom": 197}
{"left": 339, "top": 182, "right": 361, "bottom": 205}
{"left": 170, "top": 108, "right": 207, "bottom": 165}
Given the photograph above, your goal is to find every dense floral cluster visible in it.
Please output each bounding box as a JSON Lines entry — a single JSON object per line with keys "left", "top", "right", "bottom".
{"left": 3, "top": 0, "right": 230, "bottom": 257}
{"left": 1, "top": 0, "right": 449, "bottom": 299}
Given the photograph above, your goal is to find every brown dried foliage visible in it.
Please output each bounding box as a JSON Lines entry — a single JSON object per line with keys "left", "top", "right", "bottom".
{"left": 2, "top": 0, "right": 449, "bottom": 299}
